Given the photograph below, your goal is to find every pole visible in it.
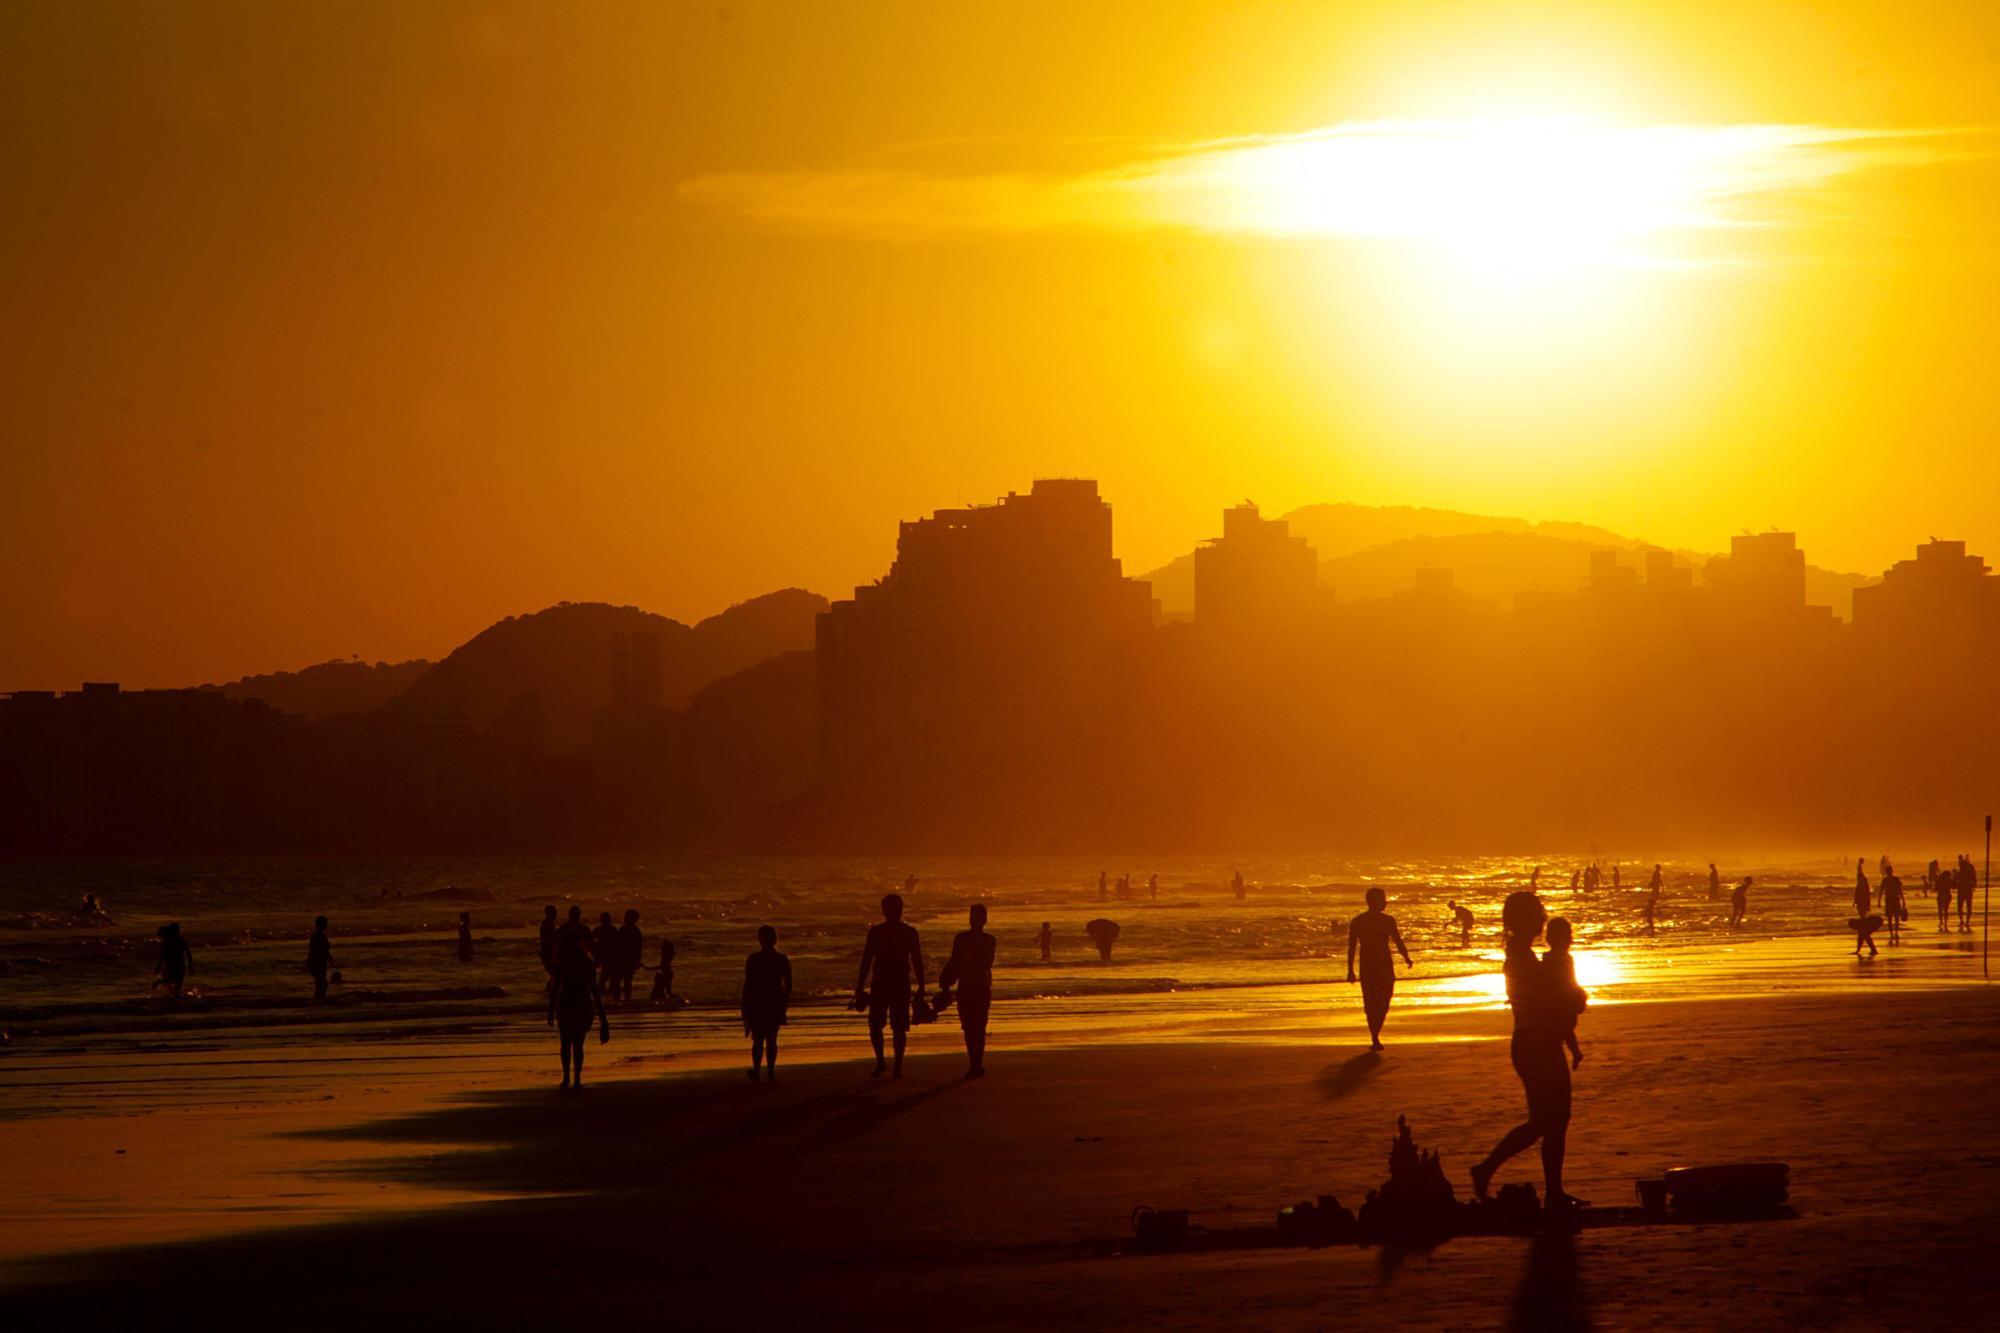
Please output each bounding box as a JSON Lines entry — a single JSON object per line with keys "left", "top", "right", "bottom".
{"left": 1985, "top": 814, "right": 1991, "bottom": 981}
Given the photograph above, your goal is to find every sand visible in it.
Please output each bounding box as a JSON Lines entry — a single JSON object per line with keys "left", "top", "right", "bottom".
{"left": 3, "top": 984, "right": 1998, "bottom": 1330}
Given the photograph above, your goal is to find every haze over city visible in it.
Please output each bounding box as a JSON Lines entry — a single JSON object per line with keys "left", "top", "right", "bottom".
{"left": 4, "top": 5, "right": 2000, "bottom": 1330}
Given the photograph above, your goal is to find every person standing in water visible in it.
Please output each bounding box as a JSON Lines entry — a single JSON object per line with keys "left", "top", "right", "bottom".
{"left": 1085, "top": 917, "right": 1120, "bottom": 962}
{"left": 1344, "top": 888, "right": 1413, "bottom": 1052}
{"left": 591, "top": 912, "right": 619, "bottom": 986}
{"left": 538, "top": 905, "right": 559, "bottom": 975}
{"left": 1730, "top": 877, "right": 1752, "bottom": 928}
{"left": 855, "top": 893, "right": 925, "bottom": 1079}
{"left": 1958, "top": 855, "right": 1977, "bottom": 931}
{"left": 1880, "top": 866, "right": 1906, "bottom": 946}
{"left": 1708, "top": 864, "right": 1721, "bottom": 901}
{"left": 1851, "top": 867, "right": 1876, "bottom": 956}
{"left": 307, "top": 916, "right": 333, "bottom": 1001}
{"left": 615, "top": 910, "right": 643, "bottom": 1001}
{"left": 154, "top": 923, "right": 194, "bottom": 999}
{"left": 1147, "top": 873, "right": 1158, "bottom": 900}
{"left": 1232, "top": 868, "right": 1246, "bottom": 900}
{"left": 940, "top": 904, "right": 998, "bottom": 1078}
{"left": 547, "top": 932, "right": 608, "bottom": 1091}
{"left": 741, "top": 925, "right": 791, "bottom": 1082}
{"left": 1471, "top": 891, "right": 1574, "bottom": 1215}
{"left": 1447, "top": 900, "right": 1474, "bottom": 946}
{"left": 457, "top": 911, "right": 474, "bottom": 963}
{"left": 1035, "top": 921, "right": 1053, "bottom": 961}
{"left": 649, "top": 935, "right": 677, "bottom": 1003}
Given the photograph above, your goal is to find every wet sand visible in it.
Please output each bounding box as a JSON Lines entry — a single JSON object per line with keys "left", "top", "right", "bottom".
{"left": 4, "top": 983, "right": 1998, "bottom": 1329}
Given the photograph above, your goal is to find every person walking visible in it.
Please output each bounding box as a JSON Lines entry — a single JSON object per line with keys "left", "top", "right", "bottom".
{"left": 939, "top": 904, "right": 998, "bottom": 1077}
{"left": 855, "top": 893, "right": 925, "bottom": 1079}
{"left": 1035, "top": 921, "right": 1053, "bottom": 961}
{"left": 547, "top": 932, "right": 608, "bottom": 1091}
{"left": 1345, "top": 888, "right": 1413, "bottom": 1052}
{"left": 1470, "top": 892, "right": 1574, "bottom": 1216}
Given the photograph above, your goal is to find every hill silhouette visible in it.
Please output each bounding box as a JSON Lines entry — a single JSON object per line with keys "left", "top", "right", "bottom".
{"left": 392, "top": 590, "right": 826, "bottom": 754}
{"left": 203, "top": 658, "right": 433, "bottom": 720}
{"left": 1143, "top": 502, "right": 1875, "bottom": 619}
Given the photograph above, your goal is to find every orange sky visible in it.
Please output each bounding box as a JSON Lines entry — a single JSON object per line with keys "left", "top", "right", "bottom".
{"left": 5, "top": 1, "right": 1999, "bottom": 688}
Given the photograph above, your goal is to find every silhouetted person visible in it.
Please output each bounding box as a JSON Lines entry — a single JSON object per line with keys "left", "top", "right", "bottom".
{"left": 1448, "top": 900, "right": 1474, "bottom": 945}
{"left": 1926, "top": 858, "right": 1941, "bottom": 900}
{"left": 1148, "top": 873, "right": 1158, "bottom": 900}
{"left": 539, "top": 906, "right": 559, "bottom": 974}
{"left": 1570, "top": 868, "right": 1580, "bottom": 892}
{"left": 1085, "top": 917, "right": 1120, "bottom": 962}
{"left": 1345, "top": 887, "right": 1412, "bottom": 1051}
{"left": 1232, "top": 868, "right": 1246, "bottom": 900}
{"left": 1036, "top": 921, "right": 1053, "bottom": 961}
{"left": 1471, "top": 891, "right": 1573, "bottom": 1214}
{"left": 1116, "top": 873, "right": 1131, "bottom": 900}
{"left": 742, "top": 925, "right": 792, "bottom": 1082}
{"left": 588, "top": 911, "right": 615, "bottom": 975}
{"left": 1098, "top": 871, "right": 1107, "bottom": 902}
{"left": 1880, "top": 869, "right": 1905, "bottom": 946}
{"left": 1851, "top": 868, "right": 1875, "bottom": 956}
{"left": 650, "top": 935, "right": 678, "bottom": 1003}
{"left": 1530, "top": 865, "right": 1540, "bottom": 890}
{"left": 615, "top": 910, "right": 643, "bottom": 1001}
{"left": 855, "top": 893, "right": 924, "bottom": 1078}
{"left": 547, "top": 932, "right": 607, "bottom": 1091}
{"left": 940, "top": 904, "right": 998, "bottom": 1077}
{"left": 154, "top": 923, "right": 193, "bottom": 999}
{"left": 307, "top": 916, "right": 333, "bottom": 1001}
{"left": 1611, "top": 865, "right": 1620, "bottom": 890}
{"left": 1879, "top": 854, "right": 1892, "bottom": 879}
{"left": 457, "top": 911, "right": 474, "bottom": 963}
{"left": 1958, "top": 855, "right": 1976, "bottom": 930}
{"left": 1708, "top": 864, "right": 1720, "bottom": 900}
{"left": 1855, "top": 859, "right": 1870, "bottom": 917}
{"left": 1938, "top": 862, "right": 1956, "bottom": 930}
{"left": 561, "top": 905, "right": 588, "bottom": 948}
{"left": 903, "top": 874, "right": 918, "bottom": 899}
{"left": 1642, "top": 879, "right": 1660, "bottom": 933}
{"left": 1544, "top": 917, "right": 1587, "bottom": 1069}
{"left": 1730, "top": 876, "right": 1752, "bottom": 928}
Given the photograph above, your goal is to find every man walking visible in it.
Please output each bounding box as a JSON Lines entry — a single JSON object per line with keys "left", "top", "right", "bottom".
{"left": 855, "top": 893, "right": 925, "bottom": 1079}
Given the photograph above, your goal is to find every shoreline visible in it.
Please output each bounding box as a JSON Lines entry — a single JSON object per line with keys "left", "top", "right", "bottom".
{"left": 5, "top": 983, "right": 2000, "bottom": 1328}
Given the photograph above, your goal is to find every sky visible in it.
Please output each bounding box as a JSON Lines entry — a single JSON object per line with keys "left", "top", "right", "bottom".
{"left": 5, "top": 1, "right": 2000, "bottom": 688}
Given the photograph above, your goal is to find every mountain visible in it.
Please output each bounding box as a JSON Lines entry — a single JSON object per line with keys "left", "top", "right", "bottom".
{"left": 1142, "top": 502, "right": 1876, "bottom": 619}
{"left": 205, "top": 658, "right": 432, "bottom": 720}
{"left": 392, "top": 590, "right": 827, "bottom": 753}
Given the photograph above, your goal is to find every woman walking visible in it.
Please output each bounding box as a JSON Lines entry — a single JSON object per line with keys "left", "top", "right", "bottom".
{"left": 547, "top": 932, "right": 609, "bottom": 1091}
{"left": 742, "top": 925, "right": 792, "bottom": 1082}
{"left": 1470, "top": 891, "right": 1574, "bottom": 1216}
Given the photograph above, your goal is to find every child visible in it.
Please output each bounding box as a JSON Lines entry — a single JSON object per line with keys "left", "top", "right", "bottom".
{"left": 1544, "top": 917, "right": 1588, "bottom": 1069}
{"left": 648, "top": 935, "right": 678, "bottom": 1004}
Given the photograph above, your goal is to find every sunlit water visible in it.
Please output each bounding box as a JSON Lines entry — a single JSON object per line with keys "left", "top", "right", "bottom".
{"left": 2, "top": 856, "right": 1991, "bottom": 1117}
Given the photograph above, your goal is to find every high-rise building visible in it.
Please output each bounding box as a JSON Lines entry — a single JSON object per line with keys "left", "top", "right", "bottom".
{"left": 1704, "top": 532, "right": 1807, "bottom": 617}
{"left": 816, "top": 479, "right": 1158, "bottom": 790}
{"left": 1193, "top": 503, "right": 1319, "bottom": 642}
{"left": 1852, "top": 539, "right": 2000, "bottom": 641}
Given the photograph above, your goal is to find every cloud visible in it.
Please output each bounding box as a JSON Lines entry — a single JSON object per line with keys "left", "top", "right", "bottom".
{"left": 680, "top": 121, "right": 1983, "bottom": 248}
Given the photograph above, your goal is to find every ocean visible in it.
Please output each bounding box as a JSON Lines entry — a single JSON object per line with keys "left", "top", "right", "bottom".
{"left": 2, "top": 854, "right": 1991, "bottom": 1118}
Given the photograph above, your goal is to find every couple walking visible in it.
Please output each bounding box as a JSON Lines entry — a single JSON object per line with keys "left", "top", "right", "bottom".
{"left": 855, "top": 894, "right": 996, "bottom": 1079}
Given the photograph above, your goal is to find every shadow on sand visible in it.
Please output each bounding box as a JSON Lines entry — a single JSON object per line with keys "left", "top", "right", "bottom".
{"left": 1317, "top": 1049, "right": 1384, "bottom": 1100}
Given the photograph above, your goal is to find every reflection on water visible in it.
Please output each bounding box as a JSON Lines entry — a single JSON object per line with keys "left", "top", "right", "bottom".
{"left": 0, "top": 854, "right": 1988, "bottom": 1116}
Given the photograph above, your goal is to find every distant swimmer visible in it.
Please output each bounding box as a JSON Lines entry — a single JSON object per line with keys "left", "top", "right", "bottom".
{"left": 1882, "top": 869, "right": 1908, "bottom": 945}
{"left": 939, "top": 904, "right": 998, "bottom": 1077}
{"left": 855, "top": 893, "right": 925, "bottom": 1079}
{"left": 457, "top": 911, "right": 474, "bottom": 963}
{"left": 547, "top": 932, "right": 608, "bottom": 1091}
{"left": 1346, "top": 888, "right": 1413, "bottom": 1051}
{"left": 741, "top": 925, "right": 791, "bottom": 1082}
{"left": 307, "top": 916, "right": 333, "bottom": 1000}
{"left": 1098, "top": 871, "right": 1108, "bottom": 902}
{"left": 1085, "top": 917, "right": 1121, "bottom": 962}
{"left": 1729, "top": 877, "right": 1752, "bottom": 928}
{"left": 1232, "top": 868, "right": 1246, "bottom": 901}
{"left": 1448, "top": 900, "right": 1474, "bottom": 946}
{"left": 1148, "top": 873, "right": 1159, "bottom": 900}
{"left": 649, "top": 935, "right": 678, "bottom": 1004}
{"left": 1708, "top": 864, "right": 1720, "bottom": 901}
{"left": 1036, "top": 921, "right": 1053, "bottom": 961}
{"left": 154, "top": 923, "right": 193, "bottom": 1000}
{"left": 539, "top": 906, "right": 559, "bottom": 975}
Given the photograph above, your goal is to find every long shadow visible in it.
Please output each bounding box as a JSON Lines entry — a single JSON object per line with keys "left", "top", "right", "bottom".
{"left": 1507, "top": 1232, "right": 1591, "bottom": 1332}
{"left": 1316, "top": 1050, "right": 1383, "bottom": 1100}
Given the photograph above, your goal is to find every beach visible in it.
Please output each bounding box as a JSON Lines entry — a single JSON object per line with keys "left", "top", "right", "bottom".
{"left": 4, "top": 962, "right": 1998, "bottom": 1329}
